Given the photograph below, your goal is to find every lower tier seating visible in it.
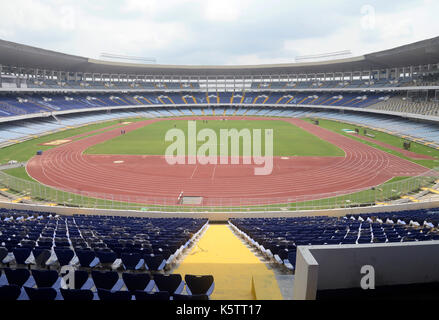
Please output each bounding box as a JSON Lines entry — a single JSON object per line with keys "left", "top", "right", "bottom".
{"left": 229, "top": 209, "right": 439, "bottom": 271}
{"left": 0, "top": 209, "right": 213, "bottom": 300}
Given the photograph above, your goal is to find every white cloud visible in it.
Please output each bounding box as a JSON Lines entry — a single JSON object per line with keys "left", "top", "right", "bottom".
{"left": 0, "top": 29, "right": 12, "bottom": 39}
{"left": 0, "top": 1, "right": 80, "bottom": 32}
{"left": 0, "top": 0, "right": 437, "bottom": 65}
{"left": 70, "top": 16, "right": 192, "bottom": 59}
{"left": 203, "top": 0, "right": 249, "bottom": 22}
{"left": 0, "top": 0, "right": 192, "bottom": 58}
{"left": 123, "top": 0, "right": 190, "bottom": 16}
{"left": 283, "top": 0, "right": 439, "bottom": 60}
{"left": 59, "top": 6, "right": 77, "bottom": 31}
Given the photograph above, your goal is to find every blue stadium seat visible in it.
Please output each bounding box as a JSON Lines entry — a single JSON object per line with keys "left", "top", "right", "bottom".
{"left": 153, "top": 274, "right": 184, "bottom": 295}
{"left": 0, "top": 285, "right": 21, "bottom": 300}
{"left": 60, "top": 288, "right": 94, "bottom": 301}
{"left": 54, "top": 248, "right": 75, "bottom": 266}
{"left": 12, "top": 248, "right": 31, "bottom": 265}
{"left": 76, "top": 250, "right": 99, "bottom": 268}
{"left": 91, "top": 271, "right": 124, "bottom": 291}
{"left": 185, "top": 275, "right": 215, "bottom": 296}
{"left": 0, "top": 247, "right": 8, "bottom": 263}
{"left": 144, "top": 254, "right": 166, "bottom": 271}
{"left": 95, "top": 251, "right": 117, "bottom": 267}
{"left": 24, "top": 287, "right": 57, "bottom": 301}
{"left": 32, "top": 270, "right": 60, "bottom": 288}
{"left": 3, "top": 268, "right": 33, "bottom": 287}
{"left": 71, "top": 270, "right": 93, "bottom": 290}
{"left": 97, "top": 288, "right": 132, "bottom": 301}
{"left": 122, "top": 273, "right": 153, "bottom": 292}
{"left": 121, "top": 252, "right": 144, "bottom": 270}
{"left": 32, "top": 248, "right": 51, "bottom": 268}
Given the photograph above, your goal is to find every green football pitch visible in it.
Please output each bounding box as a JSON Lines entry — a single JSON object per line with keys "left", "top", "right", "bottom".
{"left": 85, "top": 119, "right": 345, "bottom": 157}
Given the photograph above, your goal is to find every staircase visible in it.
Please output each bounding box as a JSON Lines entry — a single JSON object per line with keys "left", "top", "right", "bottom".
{"left": 52, "top": 114, "right": 60, "bottom": 123}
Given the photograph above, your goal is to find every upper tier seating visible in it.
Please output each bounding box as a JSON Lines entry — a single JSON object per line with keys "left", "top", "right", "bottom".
{"left": 247, "top": 79, "right": 414, "bottom": 90}
{"left": 0, "top": 92, "right": 394, "bottom": 118}
{"left": 15, "top": 80, "right": 203, "bottom": 90}
{"left": 368, "top": 94, "right": 439, "bottom": 116}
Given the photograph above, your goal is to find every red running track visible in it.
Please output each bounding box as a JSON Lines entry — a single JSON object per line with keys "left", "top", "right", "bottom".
{"left": 26, "top": 117, "right": 431, "bottom": 206}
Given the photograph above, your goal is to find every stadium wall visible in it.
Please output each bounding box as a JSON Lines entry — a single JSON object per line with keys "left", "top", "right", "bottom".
{"left": 2, "top": 199, "right": 439, "bottom": 220}
{"left": 293, "top": 241, "right": 439, "bottom": 300}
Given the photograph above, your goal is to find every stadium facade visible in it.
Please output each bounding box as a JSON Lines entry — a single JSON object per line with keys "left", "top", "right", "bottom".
{"left": 0, "top": 36, "right": 438, "bottom": 141}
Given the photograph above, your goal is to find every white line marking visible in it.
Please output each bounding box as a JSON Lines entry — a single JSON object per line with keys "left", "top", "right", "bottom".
{"left": 211, "top": 165, "right": 217, "bottom": 180}
{"left": 190, "top": 165, "right": 198, "bottom": 179}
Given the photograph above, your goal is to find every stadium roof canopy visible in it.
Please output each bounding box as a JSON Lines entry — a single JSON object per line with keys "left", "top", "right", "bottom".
{"left": 0, "top": 36, "right": 439, "bottom": 76}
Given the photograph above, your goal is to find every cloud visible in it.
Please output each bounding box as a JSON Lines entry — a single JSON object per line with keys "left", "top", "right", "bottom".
{"left": 0, "top": 0, "right": 436, "bottom": 65}
{"left": 203, "top": 0, "right": 250, "bottom": 22}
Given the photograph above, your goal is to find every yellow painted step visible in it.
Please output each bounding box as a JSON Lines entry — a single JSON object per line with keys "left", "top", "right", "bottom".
{"left": 421, "top": 187, "right": 439, "bottom": 195}
{"left": 401, "top": 195, "right": 420, "bottom": 203}
{"left": 251, "top": 275, "right": 284, "bottom": 300}
{"left": 174, "top": 225, "right": 283, "bottom": 300}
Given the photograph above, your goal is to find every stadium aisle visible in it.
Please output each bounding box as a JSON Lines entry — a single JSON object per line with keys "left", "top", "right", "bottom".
{"left": 174, "top": 224, "right": 283, "bottom": 300}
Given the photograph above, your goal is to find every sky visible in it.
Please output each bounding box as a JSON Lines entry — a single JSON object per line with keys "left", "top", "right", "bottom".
{"left": 0, "top": 0, "right": 438, "bottom": 66}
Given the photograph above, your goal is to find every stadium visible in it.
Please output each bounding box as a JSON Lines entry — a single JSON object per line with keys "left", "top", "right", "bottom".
{"left": 1, "top": 6, "right": 439, "bottom": 304}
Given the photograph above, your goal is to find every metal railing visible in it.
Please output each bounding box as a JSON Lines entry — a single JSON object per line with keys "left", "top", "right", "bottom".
{"left": 1, "top": 168, "right": 439, "bottom": 212}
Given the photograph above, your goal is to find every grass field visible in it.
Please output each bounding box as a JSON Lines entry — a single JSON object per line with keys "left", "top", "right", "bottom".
{"left": 304, "top": 118, "right": 439, "bottom": 169}
{"left": 85, "top": 119, "right": 345, "bottom": 157}
{"left": 0, "top": 118, "right": 145, "bottom": 164}
{"left": 3, "top": 167, "right": 35, "bottom": 181}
